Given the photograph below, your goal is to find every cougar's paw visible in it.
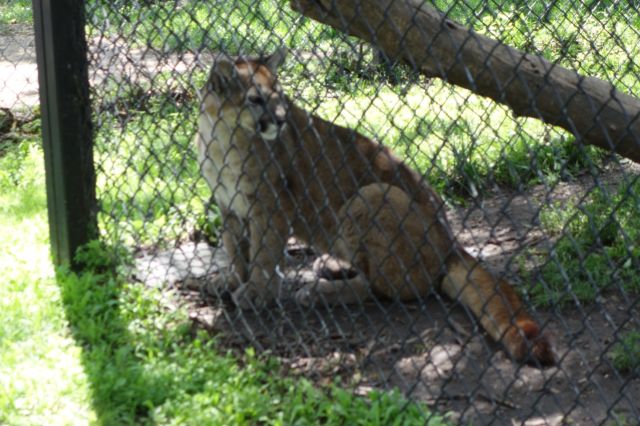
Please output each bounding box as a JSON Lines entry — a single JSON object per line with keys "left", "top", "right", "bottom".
{"left": 232, "top": 282, "right": 276, "bottom": 310}
{"left": 313, "top": 254, "right": 357, "bottom": 280}
{"left": 505, "top": 320, "right": 557, "bottom": 367}
{"left": 205, "top": 269, "right": 242, "bottom": 297}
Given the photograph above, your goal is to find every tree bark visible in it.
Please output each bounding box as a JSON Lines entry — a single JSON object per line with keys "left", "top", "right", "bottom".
{"left": 290, "top": 0, "right": 640, "bottom": 163}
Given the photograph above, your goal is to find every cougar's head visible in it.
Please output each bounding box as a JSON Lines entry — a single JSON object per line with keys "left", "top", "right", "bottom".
{"left": 202, "top": 48, "right": 288, "bottom": 141}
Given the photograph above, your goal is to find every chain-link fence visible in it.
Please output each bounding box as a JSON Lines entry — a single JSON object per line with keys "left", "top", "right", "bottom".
{"left": 0, "top": 2, "right": 38, "bottom": 159}
{"left": 26, "top": 0, "right": 640, "bottom": 423}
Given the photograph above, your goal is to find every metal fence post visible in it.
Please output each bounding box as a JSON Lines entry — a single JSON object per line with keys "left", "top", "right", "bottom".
{"left": 33, "top": 0, "right": 97, "bottom": 269}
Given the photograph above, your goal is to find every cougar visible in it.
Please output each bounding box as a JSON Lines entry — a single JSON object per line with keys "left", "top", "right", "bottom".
{"left": 195, "top": 49, "right": 555, "bottom": 365}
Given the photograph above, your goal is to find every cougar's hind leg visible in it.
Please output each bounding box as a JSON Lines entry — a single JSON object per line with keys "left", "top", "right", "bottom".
{"left": 292, "top": 186, "right": 381, "bottom": 307}
{"left": 294, "top": 182, "right": 437, "bottom": 306}
{"left": 340, "top": 183, "right": 439, "bottom": 300}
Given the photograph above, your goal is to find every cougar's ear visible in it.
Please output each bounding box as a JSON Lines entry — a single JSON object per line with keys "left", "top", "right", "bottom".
{"left": 207, "top": 56, "right": 236, "bottom": 92}
{"left": 264, "top": 48, "right": 287, "bottom": 73}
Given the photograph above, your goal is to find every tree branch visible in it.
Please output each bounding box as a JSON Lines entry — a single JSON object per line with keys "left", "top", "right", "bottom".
{"left": 291, "top": 0, "right": 640, "bottom": 163}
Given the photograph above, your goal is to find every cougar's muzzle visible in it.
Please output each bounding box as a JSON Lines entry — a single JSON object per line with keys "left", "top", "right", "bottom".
{"left": 257, "top": 102, "right": 286, "bottom": 141}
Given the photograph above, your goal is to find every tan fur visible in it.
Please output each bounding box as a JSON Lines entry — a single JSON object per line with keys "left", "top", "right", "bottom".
{"left": 195, "top": 50, "right": 555, "bottom": 365}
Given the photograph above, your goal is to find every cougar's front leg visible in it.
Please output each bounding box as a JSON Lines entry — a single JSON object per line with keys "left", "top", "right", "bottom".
{"left": 206, "top": 210, "right": 248, "bottom": 296}
{"left": 232, "top": 209, "right": 288, "bottom": 309}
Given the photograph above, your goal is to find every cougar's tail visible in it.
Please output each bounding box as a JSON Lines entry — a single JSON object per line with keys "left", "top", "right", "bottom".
{"left": 441, "top": 249, "right": 556, "bottom": 366}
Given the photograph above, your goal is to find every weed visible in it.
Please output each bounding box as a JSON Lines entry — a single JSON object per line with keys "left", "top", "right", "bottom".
{"left": 610, "top": 331, "right": 640, "bottom": 374}
{"left": 523, "top": 178, "right": 640, "bottom": 307}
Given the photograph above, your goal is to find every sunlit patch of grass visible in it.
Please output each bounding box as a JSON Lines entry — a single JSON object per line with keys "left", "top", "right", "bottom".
{"left": 94, "top": 99, "right": 212, "bottom": 249}
{"left": 86, "top": 0, "right": 339, "bottom": 56}
{"left": 0, "top": 140, "right": 96, "bottom": 424}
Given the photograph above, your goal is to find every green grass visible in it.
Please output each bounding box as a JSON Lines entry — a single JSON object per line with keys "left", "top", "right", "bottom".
{"left": 1, "top": 132, "right": 446, "bottom": 424}
{"left": 94, "top": 96, "right": 211, "bottom": 248}
{"left": 86, "top": 0, "right": 338, "bottom": 55}
{"left": 0, "top": 138, "right": 96, "bottom": 424}
{"left": 522, "top": 178, "right": 640, "bottom": 307}
{"left": 611, "top": 331, "right": 640, "bottom": 374}
{"left": 0, "top": 0, "right": 32, "bottom": 28}
{"left": 60, "top": 241, "right": 447, "bottom": 424}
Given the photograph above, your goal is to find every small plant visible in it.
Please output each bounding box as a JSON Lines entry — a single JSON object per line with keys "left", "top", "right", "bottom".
{"left": 610, "top": 331, "right": 640, "bottom": 374}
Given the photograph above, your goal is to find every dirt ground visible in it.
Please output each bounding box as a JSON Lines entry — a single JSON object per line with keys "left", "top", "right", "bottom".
{"left": 134, "top": 163, "right": 640, "bottom": 425}
{"left": 4, "top": 22, "right": 639, "bottom": 425}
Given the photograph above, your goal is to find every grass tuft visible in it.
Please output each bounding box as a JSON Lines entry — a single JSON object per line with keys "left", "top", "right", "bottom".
{"left": 610, "top": 331, "right": 640, "bottom": 374}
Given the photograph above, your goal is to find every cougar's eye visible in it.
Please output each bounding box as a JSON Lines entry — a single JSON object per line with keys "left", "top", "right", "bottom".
{"left": 248, "top": 95, "right": 265, "bottom": 106}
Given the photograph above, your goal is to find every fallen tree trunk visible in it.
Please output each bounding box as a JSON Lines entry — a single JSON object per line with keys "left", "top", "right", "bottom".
{"left": 291, "top": 0, "right": 640, "bottom": 163}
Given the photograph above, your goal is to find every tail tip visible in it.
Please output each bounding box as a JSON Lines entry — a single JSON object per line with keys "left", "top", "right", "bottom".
{"left": 508, "top": 320, "right": 557, "bottom": 367}
{"left": 530, "top": 335, "right": 557, "bottom": 366}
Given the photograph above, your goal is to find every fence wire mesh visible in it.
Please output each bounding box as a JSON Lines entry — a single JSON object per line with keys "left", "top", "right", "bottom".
{"left": 0, "top": 9, "right": 38, "bottom": 158}
{"left": 21, "top": 0, "right": 640, "bottom": 423}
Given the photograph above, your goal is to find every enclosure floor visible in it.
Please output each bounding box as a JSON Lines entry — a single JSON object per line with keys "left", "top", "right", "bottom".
{"left": 134, "top": 163, "right": 640, "bottom": 424}
{"left": 135, "top": 244, "right": 639, "bottom": 424}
